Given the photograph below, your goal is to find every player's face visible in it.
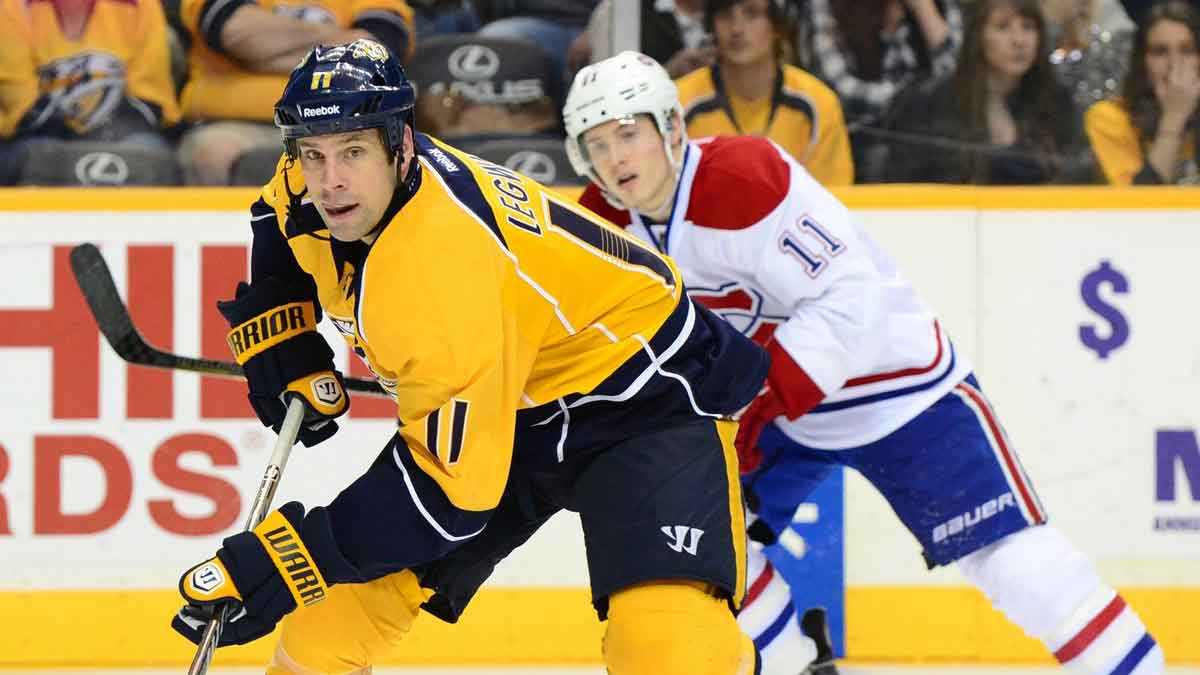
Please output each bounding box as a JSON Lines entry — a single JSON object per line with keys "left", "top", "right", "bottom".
{"left": 712, "top": 0, "right": 776, "bottom": 67}
{"left": 297, "top": 129, "right": 403, "bottom": 243}
{"left": 982, "top": 5, "right": 1040, "bottom": 83}
{"left": 581, "top": 115, "right": 676, "bottom": 217}
{"left": 1144, "top": 19, "right": 1198, "bottom": 93}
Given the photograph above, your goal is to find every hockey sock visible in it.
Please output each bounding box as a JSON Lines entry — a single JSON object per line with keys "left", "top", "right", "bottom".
{"left": 957, "top": 525, "right": 1164, "bottom": 674}
{"left": 272, "top": 569, "right": 427, "bottom": 673}
{"left": 736, "top": 543, "right": 818, "bottom": 674}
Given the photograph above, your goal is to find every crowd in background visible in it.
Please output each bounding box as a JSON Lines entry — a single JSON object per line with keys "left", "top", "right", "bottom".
{"left": 0, "top": 0, "right": 1197, "bottom": 187}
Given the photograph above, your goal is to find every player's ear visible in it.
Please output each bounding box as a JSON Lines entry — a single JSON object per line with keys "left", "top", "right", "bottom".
{"left": 669, "top": 111, "right": 684, "bottom": 148}
{"left": 403, "top": 125, "right": 414, "bottom": 157}
{"left": 394, "top": 125, "right": 415, "bottom": 174}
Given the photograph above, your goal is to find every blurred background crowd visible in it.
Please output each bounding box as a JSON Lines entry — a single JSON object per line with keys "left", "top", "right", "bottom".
{"left": 0, "top": 0, "right": 1196, "bottom": 187}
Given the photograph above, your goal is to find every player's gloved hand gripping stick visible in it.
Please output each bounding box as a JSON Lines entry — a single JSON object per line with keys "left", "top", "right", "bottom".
{"left": 180, "top": 397, "right": 309, "bottom": 675}
{"left": 216, "top": 276, "right": 349, "bottom": 446}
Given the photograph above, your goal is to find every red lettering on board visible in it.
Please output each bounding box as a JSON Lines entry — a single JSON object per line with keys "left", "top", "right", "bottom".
{"left": 149, "top": 433, "right": 240, "bottom": 536}
{"left": 0, "top": 247, "right": 99, "bottom": 418}
{"left": 127, "top": 245, "right": 175, "bottom": 418}
{"left": 0, "top": 443, "right": 10, "bottom": 535}
{"left": 34, "top": 435, "right": 132, "bottom": 534}
{"left": 200, "top": 246, "right": 255, "bottom": 418}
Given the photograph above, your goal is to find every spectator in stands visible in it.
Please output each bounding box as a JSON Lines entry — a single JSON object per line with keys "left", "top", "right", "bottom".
{"left": 574, "top": 0, "right": 715, "bottom": 78}
{"left": 879, "top": 0, "right": 1094, "bottom": 183}
{"left": 176, "top": 0, "right": 414, "bottom": 185}
{"left": 0, "top": 0, "right": 182, "bottom": 186}
{"left": 1085, "top": 0, "right": 1199, "bottom": 183}
{"left": 476, "top": 0, "right": 599, "bottom": 100}
{"left": 675, "top": 0, "right": 854, "bottom": 184}
{"left": 805, "top": 0, "right": 963, "bottom": 169}
{"left": 1043, "top": 0, "right": 1135, "bottom": 107}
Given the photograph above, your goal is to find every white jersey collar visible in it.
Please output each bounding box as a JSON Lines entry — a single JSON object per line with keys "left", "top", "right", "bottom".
{"left": 630, "top": 140, "right": 703, "bottom": 254}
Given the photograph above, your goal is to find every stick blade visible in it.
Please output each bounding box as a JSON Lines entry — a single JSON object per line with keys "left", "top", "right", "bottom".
{"left": 69, "top": 243, "right": 388, "bottom": 395}
{"left": 69, "top": 243, "right": 148, "bottom": 362}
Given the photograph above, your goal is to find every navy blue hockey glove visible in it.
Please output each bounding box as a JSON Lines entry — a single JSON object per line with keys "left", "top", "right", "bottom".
{"left": 172, "top": 502, "right": 329, "bottom": 647}
{"left": 218, "top": 277, "right": 348, "bottom": 447}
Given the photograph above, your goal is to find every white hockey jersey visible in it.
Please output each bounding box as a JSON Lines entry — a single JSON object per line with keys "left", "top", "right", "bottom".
{"left": 580, "top": 135, "right": 971, "bottom": 449}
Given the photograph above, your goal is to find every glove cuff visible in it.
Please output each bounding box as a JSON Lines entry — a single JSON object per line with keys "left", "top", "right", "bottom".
{"left": 226, "top": 301, "right": 319, "bottom": 365}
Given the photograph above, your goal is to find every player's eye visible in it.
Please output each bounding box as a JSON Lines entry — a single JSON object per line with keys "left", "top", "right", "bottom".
{"left": 302, "top": 149, "right": 323, "bottom": 162}
{"left": 346, "top": 146, "right": 364, "bottom": 159}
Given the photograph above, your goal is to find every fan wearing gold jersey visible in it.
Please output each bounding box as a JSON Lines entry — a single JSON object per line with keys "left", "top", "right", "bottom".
{"left": 168, "top": 39, "right": 769, "bottom": 675}
{"left": 674, "top": 0, "right": 854, "bottom": 186}
{"left": 176, "top": 0, "right": 414, "bottom": 185}
{"left": 0, "top": 0, "right": 181, "bottom": 185}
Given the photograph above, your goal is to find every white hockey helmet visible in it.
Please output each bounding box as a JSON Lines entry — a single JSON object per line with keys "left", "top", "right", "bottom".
{"left": 563, "top": 51, "right": 686, "bottom": 186}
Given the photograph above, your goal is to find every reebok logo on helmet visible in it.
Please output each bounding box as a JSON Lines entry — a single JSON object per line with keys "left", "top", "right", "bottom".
{"left": 301, "top": 104, "right": 341, "bottom": 118}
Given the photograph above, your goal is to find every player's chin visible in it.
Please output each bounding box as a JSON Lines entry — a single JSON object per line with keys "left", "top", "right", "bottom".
{"left": 327, "top": 219, "right": 367, "bottom": 242}
{"left": 612, "top": 180, "right": 638, "bottom": 203}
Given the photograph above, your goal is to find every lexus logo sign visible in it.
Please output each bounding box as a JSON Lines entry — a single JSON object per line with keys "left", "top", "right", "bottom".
{"left": 448, "top": 44, "right": 500, "bottom": 80}
{"left": 504, "top": 151, "right": 557, "bottom": 184}
{"left": 75, "top": 151, "right": 130, "bottom": 185}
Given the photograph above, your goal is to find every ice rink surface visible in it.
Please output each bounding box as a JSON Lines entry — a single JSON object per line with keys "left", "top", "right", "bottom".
{"left": 14, "top": 662, "right": 1200, "bottom": 667}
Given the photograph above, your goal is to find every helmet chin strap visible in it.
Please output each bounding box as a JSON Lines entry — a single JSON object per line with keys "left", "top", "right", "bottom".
{"left": 641, "top": 136, "right": 686, "bottom": 218}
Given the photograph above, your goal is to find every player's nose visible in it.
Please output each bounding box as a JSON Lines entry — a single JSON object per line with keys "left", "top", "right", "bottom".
{"left": 320, "top": 158, "right": 349, "bottom": 191}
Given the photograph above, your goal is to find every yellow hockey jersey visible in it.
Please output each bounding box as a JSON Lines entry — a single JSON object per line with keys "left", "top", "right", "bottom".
{"left": 675, "top": 63, "right": 854, "bottom": 186}
{"left": 179, "top": 0, "right": 413, "bottom": 122}
{"left": 1085, "top": 99, "right": 1198, "bottom": 185}
{"left": 246, "top": 134, "right": 765, "bottom": 575}
{"left": 0, "top": 0, "right": 180, "bottom": 138}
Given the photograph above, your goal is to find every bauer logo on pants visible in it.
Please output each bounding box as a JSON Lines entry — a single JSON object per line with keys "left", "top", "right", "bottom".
{"left": 189, "top": 562, "right": 226, "bottom": 595}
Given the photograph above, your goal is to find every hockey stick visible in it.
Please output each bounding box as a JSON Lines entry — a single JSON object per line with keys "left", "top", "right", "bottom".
{"left": 188, "top": 396, "right": 306, "bottom": 675}
{"left": 69, "top": 243, "right": 388, "bottom": 396}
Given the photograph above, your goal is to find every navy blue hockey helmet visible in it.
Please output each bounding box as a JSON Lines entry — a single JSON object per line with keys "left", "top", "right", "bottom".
{"left": 274, "top": 39, "right": 415, "bottom": 160}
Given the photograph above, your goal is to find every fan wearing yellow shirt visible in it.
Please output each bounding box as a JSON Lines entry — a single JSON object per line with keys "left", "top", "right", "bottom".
{"left": 176, "top": 0, "right": 414, "bottom": 185}
{"left": 1085, "top": 1, "right": 1199, "bottom": 185}
{"left": 675, "top": 0, "right": 854, "bottom": 186}
{"left": 167, "top": 39, "right": 769, "bottom": 675}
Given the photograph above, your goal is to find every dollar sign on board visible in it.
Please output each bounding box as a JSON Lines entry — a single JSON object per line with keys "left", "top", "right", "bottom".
{"left": 1079, "top": 260, "right": 1129, "bottom": 359}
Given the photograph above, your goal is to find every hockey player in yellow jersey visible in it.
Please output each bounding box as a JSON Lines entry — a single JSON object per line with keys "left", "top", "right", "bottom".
{"left": 169, "top": 39, "right": 769, "bottom": 674}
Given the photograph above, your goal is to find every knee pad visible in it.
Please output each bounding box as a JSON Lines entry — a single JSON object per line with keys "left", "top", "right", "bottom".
{"left": 603, "top": 580, "right": 757, "bottom": 675}
{"left": 274, "top": 569, "right": 428, "bottom": 674}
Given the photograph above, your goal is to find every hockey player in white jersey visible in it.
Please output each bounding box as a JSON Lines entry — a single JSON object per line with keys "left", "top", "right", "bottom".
{"left": 563, "top": 51, "right": 1166, "bottom": 675}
